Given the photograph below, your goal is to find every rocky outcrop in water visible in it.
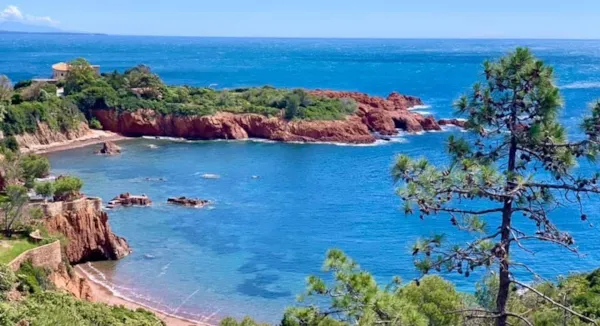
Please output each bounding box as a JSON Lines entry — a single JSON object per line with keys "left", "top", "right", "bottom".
{"left": 93, "top": 90, "right": 442, "bottom": 144}
{"left": 108, "top": 193, "right": 151, "bottom": 208}
{"left": 167, "top": 197, "right": 210, "bottom": 207}
{"left": 438, "top": 118, "right": 468, "bottom": 128}
{"left": 40, "top": 197, "right": 131, "bottom": 264}
{"left": 310, "top": 90, "right": 441, "bottom": 135}
{"left": 95, "top": 141, "right": 121, "bottom": 155}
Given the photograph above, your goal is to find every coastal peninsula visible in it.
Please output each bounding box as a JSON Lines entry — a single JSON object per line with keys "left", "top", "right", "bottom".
{"left": 1, "top": 59, "right": 450, "bottom": 152}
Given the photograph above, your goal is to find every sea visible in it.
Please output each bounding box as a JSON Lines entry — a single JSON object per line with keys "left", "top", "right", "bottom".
{"left": 2, "top": 34, "right": 600, "bottom": 323}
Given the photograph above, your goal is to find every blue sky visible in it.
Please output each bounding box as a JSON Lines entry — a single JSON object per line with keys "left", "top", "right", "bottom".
{"left": 2, "top": 1, "right": 600, "bottom": 38}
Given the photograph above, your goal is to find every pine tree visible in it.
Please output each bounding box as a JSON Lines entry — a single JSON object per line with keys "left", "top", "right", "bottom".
{"left": 392, "top": 47, "right": 600, "bottom": 325}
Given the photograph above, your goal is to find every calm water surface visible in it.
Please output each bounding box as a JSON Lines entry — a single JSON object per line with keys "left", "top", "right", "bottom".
{"left": 2, "top": 35, "right": 600, "bottom": 322}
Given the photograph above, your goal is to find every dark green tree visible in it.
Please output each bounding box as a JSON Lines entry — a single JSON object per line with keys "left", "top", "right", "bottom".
{"left": 392, "top": 48, "right": 600, "bottom": 325}
{"left": 64, "top": 58, "right": 98, "bottom": 95}
{"left": 282, "top": 249, "right": 464, "bottom": 326}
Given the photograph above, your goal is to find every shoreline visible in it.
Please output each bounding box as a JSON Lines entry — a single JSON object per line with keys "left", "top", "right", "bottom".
{"left": 74, "top": 265, "right": 212, "bottom": 326}
{"left": 21, "top": 130, "right": 131, "bottom": 154}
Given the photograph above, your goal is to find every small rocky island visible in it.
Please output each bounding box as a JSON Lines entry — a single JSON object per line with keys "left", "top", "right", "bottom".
{"left": 167, "top": 197, "right": 210, "bottom": 208}
{"left": 108, "top": 193, "right": 152, "bottom": 208}
{"left": 95, "top": 141, "right": 121, "bottom": 155}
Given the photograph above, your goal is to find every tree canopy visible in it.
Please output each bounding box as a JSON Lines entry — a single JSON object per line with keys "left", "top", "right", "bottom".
{"left": 392, "top": 47, "right": 600, "bottom": 325}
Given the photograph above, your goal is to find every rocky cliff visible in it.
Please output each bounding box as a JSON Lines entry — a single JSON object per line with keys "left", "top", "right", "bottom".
{"left": 15, "top": 122, "right": 93, "bottom": 152}
{"left": 93, "top": 91, "right": 442, "bottom": 144}
{"left": 38, "top": 197, "right": 131, "bottom": 264}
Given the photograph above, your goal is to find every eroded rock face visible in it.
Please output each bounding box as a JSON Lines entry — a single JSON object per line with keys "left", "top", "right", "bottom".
{"left": 93, "top": 90, "right": 442, "bottom": 143}
{"left": 16, "top": 122, "right": 91, "bottom": 152}
{"left": 50, "top": 263, "right": 94, "bottom": 302}
{"left": 95, "top": 141, "right": 121, "bottom": 155}
{"left": 42, "top": 197, "right": 131, "bottom": 264}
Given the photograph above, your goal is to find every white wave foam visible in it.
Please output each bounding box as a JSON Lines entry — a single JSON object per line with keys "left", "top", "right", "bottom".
{"left": 411, "top": 110, "right": 433, "bottom": 116}
{"left": 408, "top": 105, "right": 431, "bottom": 110}
{"left": 560, "top": 81, "right": 600, "bottom": 90}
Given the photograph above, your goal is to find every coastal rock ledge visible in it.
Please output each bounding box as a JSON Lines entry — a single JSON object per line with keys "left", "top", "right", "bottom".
{"left": 34, "top": 197, "right": 132, "bottom": 264}
{"left": 93, "top": 91, "right": 442, "bottom": 144}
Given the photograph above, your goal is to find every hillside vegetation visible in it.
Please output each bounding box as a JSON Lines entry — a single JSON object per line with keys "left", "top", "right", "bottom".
{"left": 0, "top": 59, "right": 357, "bottom": 149}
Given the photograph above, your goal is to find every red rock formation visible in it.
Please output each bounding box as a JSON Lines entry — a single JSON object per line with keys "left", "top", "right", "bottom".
{"left": 50, "top": 263, "right": 94, "bottom": 301}
{"left": 108, "top": 193, "right": 152, "bottom": 207}
{"left": 438, "top": 118, "right": 468, "bottom": 128}
{"left": 93, "top": 90, "right": 442, "bottom": 143}
{"left": 95, "top": 110, "right": 376, "bottom": 144}
{"left": 42, "top": 197, "right": 131, "bottom": 264}
{"left": 95, "top": 141, "right": 121, "bottom": 155}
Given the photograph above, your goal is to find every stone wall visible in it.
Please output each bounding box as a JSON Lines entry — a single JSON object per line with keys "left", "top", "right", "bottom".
{"left": 31, "top": 197, "right": 103, "bottom": 218}
{"left": 7, "top": 240, "right": 62, "bottom": 272}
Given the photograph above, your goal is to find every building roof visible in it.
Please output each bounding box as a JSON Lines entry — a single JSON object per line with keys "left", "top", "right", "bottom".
{"left": 52, "top": 62, "right": 69, "bottom": 71}
{"left": 52, "top": 62, "right": 100, "bottom": 72}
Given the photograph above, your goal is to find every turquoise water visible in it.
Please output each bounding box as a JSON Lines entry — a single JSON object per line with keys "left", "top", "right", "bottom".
{"left": 2, "top": 35, "right": 600, "bottom": 322}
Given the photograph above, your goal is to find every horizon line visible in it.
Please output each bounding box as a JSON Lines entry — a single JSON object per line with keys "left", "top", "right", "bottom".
{"left": 2, "top": 30, "right": 600, "bottom": 41}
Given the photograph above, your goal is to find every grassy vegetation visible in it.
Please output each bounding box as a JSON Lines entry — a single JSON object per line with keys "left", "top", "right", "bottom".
{"left": 0, "top": 265, "right": 165, "bottom": 326}
{"left": 0, "top": 59, "right": 357, "bottom": 147}
{"left": 0, "top": 238, "right": 38, "bottom": 264}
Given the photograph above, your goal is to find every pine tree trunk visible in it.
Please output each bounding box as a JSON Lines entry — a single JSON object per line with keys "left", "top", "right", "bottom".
{"left": 496, "top": 133, "right": 517, "bottom": 326}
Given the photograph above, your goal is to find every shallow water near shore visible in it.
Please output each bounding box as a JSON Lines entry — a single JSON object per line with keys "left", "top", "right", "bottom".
{"left": 3, "top": 36, "right": 597, "bottom": 322}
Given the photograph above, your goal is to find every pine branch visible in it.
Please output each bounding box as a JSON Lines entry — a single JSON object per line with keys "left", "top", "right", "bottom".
{"left": 511, "top": 279, "right": 598, "bottom": 325}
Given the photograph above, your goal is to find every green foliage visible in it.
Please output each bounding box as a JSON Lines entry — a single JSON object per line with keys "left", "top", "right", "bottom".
{"left": 1, "top": 97, "right": 85, "bottom": 136}
{"left": 0, "top": 75, "right": 12, "bottom": 104}
{"left": 282, "top": 249, "right": 463, "bottom": 326}
{"left": 20, "top": 154, "right": 50, "bottom": 189}
{"left": 34, "top": 182, "right": 55, "bottom": 200}
{"left": 0, "top": 239, "right": 38, "bottom": 264}
{"left": 16, "top": 260, "right": 52, "bottom": 294}
{"left": 220, "top": 316, "right": 269, "bottom": 326}
{"left": 0, "top": 184, "right": 29, "bottom": 237}
{"left": 64, "top": 58, "right": 99, "bottom": 95}
{"left": 53, "top": 176, "right": 83, "bottom": 201}
{"left": 0, "top": 264, "right": 16, "bottom": 294}
{"left": 89, "top": 117, "right": 103, "bottom": 129}
{"left": 0, "top": 291, "right": 164, "bottom": 326}
{"left": 393, "top": 47, "right": 600, "bottom": 325}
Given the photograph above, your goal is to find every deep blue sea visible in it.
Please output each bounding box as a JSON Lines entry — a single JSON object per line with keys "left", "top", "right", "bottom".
{"left": 2, "top": 34, "right": 600, "bottom": 323}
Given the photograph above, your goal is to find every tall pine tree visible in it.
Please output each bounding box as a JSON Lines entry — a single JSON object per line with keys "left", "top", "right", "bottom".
{"left": 393, "top": 48, "right": 600, "bottom": 325}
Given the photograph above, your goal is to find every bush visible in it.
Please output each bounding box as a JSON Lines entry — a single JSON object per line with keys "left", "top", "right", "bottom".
{"left": 34, "top": 182, "right": 55, "bottom": 200}
{"left": 0, "top": 264, "right": 16, "bottom": 294}
{"left": 16, "top": 260, "right": 52, "bottom": 294}
{"left": 53, "top": 176, "right": 83, "bottom": 201}
{"left": 21, "top": 154, "right": 50, "bottom": 189}
{"left": 89, "top": 117, "right": 103, "bottom": 130}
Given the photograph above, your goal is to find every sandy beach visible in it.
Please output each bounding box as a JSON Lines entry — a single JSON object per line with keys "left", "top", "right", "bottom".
{"left": 21, "top": 130, "right": 131, "bottom": 154}
{"left": 74, "top": 266, "right": 212, "bottom": 326}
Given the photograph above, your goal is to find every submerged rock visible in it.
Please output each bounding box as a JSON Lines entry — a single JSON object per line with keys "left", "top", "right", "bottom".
{"left": 167, "top": 196, "right": 210, "bottom": 208}
{"left": 201, "top": 173, "right": 221, "bottom": 179}
{"left": 108, "top": 193, "right": 152, "bottom": 208}
{"left": 95, "top": 141, "right": 121, "bottom": 155}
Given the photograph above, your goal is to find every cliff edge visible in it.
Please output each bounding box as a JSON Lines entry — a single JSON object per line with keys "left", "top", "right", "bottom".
{"left": 93, "top": 90, "right": 441, "bottom": 144}
{"left": 34, "top": 197, "right": 131, "bottom": 264}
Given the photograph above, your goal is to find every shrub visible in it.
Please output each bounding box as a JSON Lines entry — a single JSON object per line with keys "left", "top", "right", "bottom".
{"left": 53, "top": 176, "right": 83, "bottom": 201}
{"left": 0, "top": 264, "right": 16, "bottom": 294}
{"left": 34, "top": 182, "right": 55, "bottom": 200}
{"left": 89, "top": 117, "right": 103, "bottom": 130}
{"left": 16, "top": 260, "right": 52, "bottom": 294}
{"left": 20, "top": 154, "right": 50, "bottom": 189}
